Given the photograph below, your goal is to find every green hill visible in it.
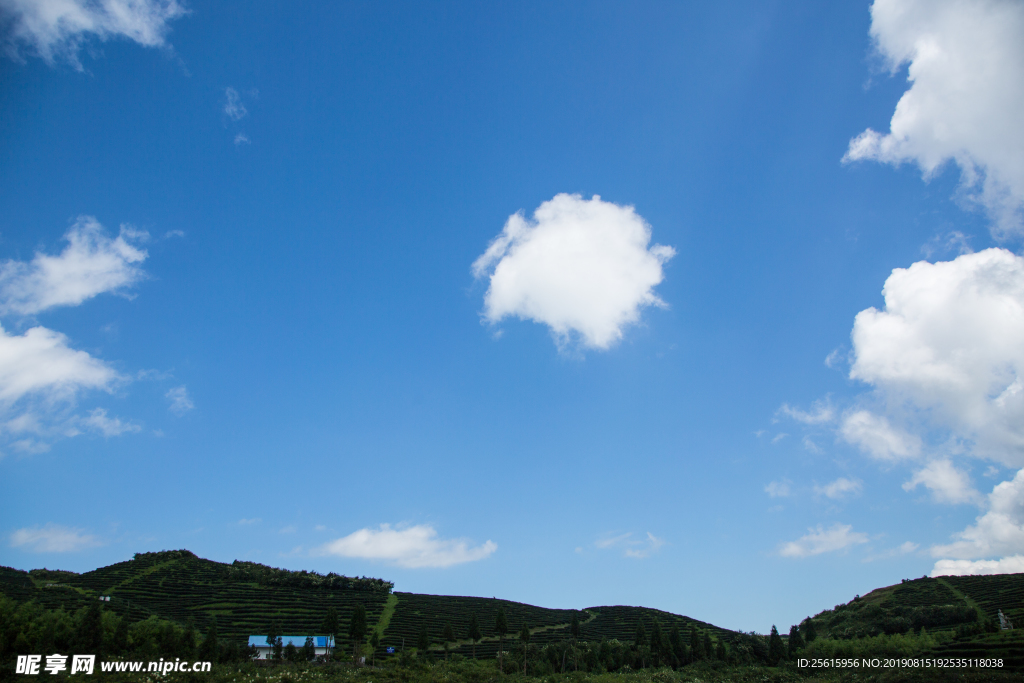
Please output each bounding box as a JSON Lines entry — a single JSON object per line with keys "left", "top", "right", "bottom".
{"left": 802, "top": 573, "right": 1024, "bottom": 670}
{"left": 0, "top": 550, "right": 737, "bottom": 658}
{"left": 3, "top": 551, "right": 1023, "bottom": 669}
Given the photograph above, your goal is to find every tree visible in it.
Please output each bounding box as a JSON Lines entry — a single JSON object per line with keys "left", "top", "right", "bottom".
{"left": 182, "top": 619, "right": 197, "bottom": 659}
{"left": 715, "top": 639, "right": 727, "bottom": 661}
{"left": 303, "top": 636, "right": 315, "bottom": 662}
{"left": 689, "top": 627, "right": 702, "bottom": 662}
{"left": 634, "top": 620, "right": 647, "bottom": 649}
{"left": 76, "top": 601, "right": 104, "bottom": 656}
{"left": 322, "top": 607, "right": 339, "bottom": 659}
{"left": 495, "top": 606, "right": 508, "bottom": 671}
{"left": 668, "top": 625, "right": 684, "bottom": 667}
{"left": 767, "top": 625, "right": 784, "bottom": 666}
{"left": 266, "top": 625, "right": 279, "bottom": 662}
{"left": 468, "top": 613, "right": 482, "bottom": 659}
{"left": 369, "top": 631, "right": 380, "bottom": 667}
{"left": 284, "top": 641, "right": 298, "bottom": 663}
{"left": 570, "top": 613, "right": 581, "bottom": 670}
{"left": 199, "top": 619, "right": 218, "bottom": 661}
{"left": 703, "top": 632, "right": 713, "bottom": 664}
{"left": 273, "top": 637, "right": 283, "bottom": 662}
{"left": 788, "top": 625, "right": 804, "bottom": 658}
{"left": 800, "top": 618, "right": 817, "bottom": 643}
{"left": 519, "top": 625, "right": 531, "bottom": 674}
{"left": 113, "top": 617, "right": 130, "bottom": 656}
{"left": 349, "top": 604, "right": 367, "bottom": 665}
{"left": 417, "top": 624, "right": 430, "bottom": 657}
{"left": 650, "top": 620, "right": 664, "bottom": 666}
{"left": 442, "top": 622, "right": 454, "bottom": 661}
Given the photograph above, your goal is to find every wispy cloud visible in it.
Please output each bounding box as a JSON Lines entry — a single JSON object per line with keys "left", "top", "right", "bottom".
{"left": 0, "top": 0, "right": 188, "bottom": 69}
{"left": 82, "top": 408, "right": 140, "bottom": 436}
{"left": 764, "top": 479, "right": 791, "bottom": 498}
{"left": 315, "top": 523, "right": 497, "bottom": 568}
{"left": 777, "top": 400, "right": 834, "bottom": 425}
{"left": 10, "top": 523, "right": 102, "bottom": 552}
{"left": 166, "top": 386, "right": 193, "bottom": 416}
{"left": 779, "top": 523, "right": 868, "bottom": 558}
{"left": 473, "top": 194, "right": 674, "bottom": 351}
{"left": 238, "top": 518, "right": 262, "bottom": 525}
{"left": 224, "top": 87, "right": 247, "bottom": 121}
{"left": 0, "top": 217, "right": 147, "bottom": 316}
{"left": 233, "top": 133, "right": 250, "bottom": 146}
{"left": 814, "top": 477, "right": 862, "bottom": 500}
{"left": 594, "top": 531, "right": 665, "bottom": 559}
{"left": 903, "top": 460, "right": 981, "bottom": 505}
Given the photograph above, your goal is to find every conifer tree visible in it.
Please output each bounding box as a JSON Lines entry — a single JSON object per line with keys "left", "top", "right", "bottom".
{"left": 495, "top": 606, "right": 508, "bottom": 671}
{"left": 689, "top": 627, "right": 702, "bottom": 661}
{"left": 767, "top": 625, "right": 784, "bottom": 666}
{"left": 668, "top": 625, "right": 683, "bottom": 667}
{"left": 199, "top": 619, "right": 218, "bottom": 661}
{"left": 788, "top": 624, "right": 804, "bottom": 658}
{"left": 266, "top": 626, "right": 279, "bottom": 661}
{"left": 703, "top": 632, "right": 713, "bottom": 663}
{"left": 77, "top": 601, "right": 104, "bottom": 656}
{"left": 417, "top": 625, "right": 430, "bottom": 656}
{"left": 650, "top": 620, "right": 663, "bottom": 665}
{"left": 519, "top": 625, "right": 530, "bottom": 674}
{"left": 349, "top": 604, "right": 367, "bottom": 665}
{"left": 570, "top": 613, "right": 581, "bottom": 670}
{"left": 800, "top": 618, "right": 817, "bottom": 643}
{"left": 322, "top": 607, "right": 339, "bottom": 658}
{"left": 113, "top": 616, "right": 130, "bottom": 656}
{"left": 442, "top": 623, "right": 454, "bottom": 661}
{"left": 715, "top": 639, "right": 726, "bottom": 661}
{"left": 369, "top": 631, "right": 380, "bottom": 666}
{"left": 303, "top": 635, "right": 315, "bottom": 662}
{"left": 468, "top": 613, "right": 482, "bottom": 659}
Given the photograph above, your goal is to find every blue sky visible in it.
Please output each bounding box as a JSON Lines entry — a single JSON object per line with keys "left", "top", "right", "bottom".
{"left": 2, "top": 0, "right": 1023, "bottom": 634}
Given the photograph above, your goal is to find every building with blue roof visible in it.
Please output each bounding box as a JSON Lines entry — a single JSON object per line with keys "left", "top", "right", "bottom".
{"left": 248, "top": 635, "right": 333, "bottom": 660}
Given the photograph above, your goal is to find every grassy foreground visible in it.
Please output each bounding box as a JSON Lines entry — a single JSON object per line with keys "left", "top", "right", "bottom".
{"left": 88, "top": 658, "right": 1023, "bottom": 683}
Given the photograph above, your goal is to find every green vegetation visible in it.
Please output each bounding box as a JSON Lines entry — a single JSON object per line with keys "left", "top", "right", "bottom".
{"left": 3, "top": 551, "right": 1023, "bottom": 679}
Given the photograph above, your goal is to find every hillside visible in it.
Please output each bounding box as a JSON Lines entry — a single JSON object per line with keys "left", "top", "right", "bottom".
{"left": 0, "top": 550, "right": 737, "bottom": 658}
{"left": 4, "top": 551, "right": 1023, "bottom": 670}
{"left": 803, "top": 573, "right": 1024, "bottom": 669}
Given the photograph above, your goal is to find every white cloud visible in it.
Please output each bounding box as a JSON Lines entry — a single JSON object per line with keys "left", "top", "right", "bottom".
{"left": 771, "top": 432, "right": 788, "bottom": 444}
{"left": 802, "top": 436, "right": 822, "bottom": 454}
{"left": 594, "top": 531, "right": 665, "bottom": 559}
{"left": 902, "top": 459, "right": 980, "bottom": 504}
{"left": 472, "top": 194, "right": 675, "bottom": 350}
{"left": 12, "top": 438, "right": 49, "bottom": 454}
{"left": 778, "top": 400, "right": 835, "bottom": 425}
{"left": 844, "top": 0, "right": 1024, "bottom": 235}
{"left": 233, "top": 132, "right": 250, "bottom": 146}
{"left": 0, "top": 324, "right": 120, "bottom": 405}
{"left": 237, "top": 518, "right": 261, "bottom": 525}
{"left": 0, "top": 217, "right": 147, "bottom": 315}
{"left": 82, "top": 407, "right": 140, "bottom": 436}
{"left": 849, "top": 249, "right": 1024, "bottom": 468}
{"left": 930, "top": 468, "right": 1024, "bottom": 561}
{"left": 316, "top": 523, "right": 497, "bottom": 568}
{"left": 10, "top": 523, "right": 101, "bottom": 552}
{"left": 166, "top": 385, "right": 193, "bottom": 415}
{"left": 840, "top": 410, "right": 921, "bottom": 461}
{"left": 815, "top": 477, "right": 863, "bottom": 500}
{"left": 224, "top": 87, "right": 247, "bottom": 120}
{"left": 931, "top": 555, "right": 1024, "bottom": 576}
{"left": 0, "top": 0, "right": 188, "bottom": 69}
{"left": 765, "top": 479, "right": 791, "bottom": 498}
{"left": 779, "top": 523, "right": 869, "bottom": 558}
